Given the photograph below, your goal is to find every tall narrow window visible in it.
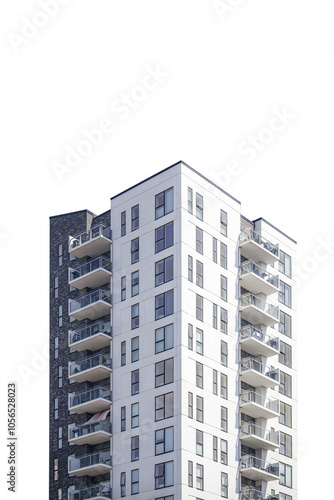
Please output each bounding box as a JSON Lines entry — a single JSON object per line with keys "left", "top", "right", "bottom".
{"left": 279, "top": 250, "right": 292, "bottom": 278}
{"left": 280, "top": 401, "right": 292, "bottom": 427}
{"left": 131, "top": 304, "right": 139, "bottom": 329}
{"left": 196, "top": 328, "right": 203, "bottom": 355}
{"left": 196, "top": 463, "right": 204, "bottom": 490}
{"left": 121, "top": 341, "right": 126, "bottom": 366}
{"left": 155, "top": 461, "right": 174, "bottom": 489}
{"left": 196, "top": 227, "right": 203, "bottom": 254}
{"left": 279, "top": 462, "right": 292, "bottom": 488}
{"left": 58, "top": 305, "right": 62, "bottom": 327}
{"left": 131, "top": 337, "right": 139, "bottom": 362}
{"left": 120, "top": 472, "right": 126, "bottom": 497}
{"left": 220, "top": 242, "right": 227, "bottom": 269}
{"left": 221, "top": 439, "right": 228, "bottom": 464}
{"left": 155, "top": 290, "right": 174, "bottom": 320}
{"left": 131, "top": 370, "right": 139, "bottom": 395}
{"left": 221, "top": 340, "right": 227, "bottom": 366}
{"left": 213, "top": 237, "right": 217, "bottom": 263}
{"left": 196, "top": 193, "right": 203, "bottom": 221}
{"left": 280, "top": 432, "right": 292, "bottom": 457}
{"left": 221, "top": 406, "right": 227, "bottom": 431}
{"left": 279, "top": 371, "right": 292, "bottom": 398}
{"left": 121, "top": 211, "right": 126, "bottom": 236}
{"left": 220, "top": 307, "right": 228, "bottom": 334}
{"left": 131, "top": 204, "right": 139, "bottom": 231}
{"left": 196, "top": 430, "right": 203, "bottom": 456}
{"left": 220, "top": 275, "right": 227, "bottom": 301}
{"left": 188, "top": 460, "right": 193, "bottom": 487}
{"left": 221, "top": 472, "right": 228, "bottom": 497}
{"left": 121, "top": 406, "right": 126, "bottom": 431}
{"left": 188, "top": 187, "right": 193, "bottom": 214}
{"left": 155, "top": 256, "right": 173, "bottom": 286}
{"left": 213, "top": 370, "right": 218, "bottom": 395}
{"left": 58, "top": 366, "right": 62, "bottom": 388}
{"left": 131, "top": 436, "right": 139, "bottom": 461}
{"left": 155, "top": 222, "right": 174, "bottom": 253}
{"left": 188, "top": 255, "right": 193, "bottom": 282}
{"left": 188, "top": 323, "right": 193, "bottom": 350}
{"left": 121, "top": 276, "right": 126, "bottom": 301}
{"left": 279, "top": 311, "right": 292, "bottom": 338}
{"left": 220, "top": 373, "right": 227, "bottom": 399}
{"left": 155, "top": 187, "right": 174, "bottom": 219}
{"left": 155, "top": 426, "right": 174, "bottom": 455}
{"left": 54, "top": 459, "right": 58, "bottom": 481}
{"left": 220, "top": 209, "right": 227, "bottom": 236}
{"left": 131, "top": 271, "right": 139, "bottom": 296}
{"left": 131, "top": 402, "right": 139, "bottom": 428}
{"left": 155, "top": 358, "right": 174, "bottom": 387}
{"left": 58, "top": 244, "right": 63, "bottom": 266}
{"left": 54, "top": 277, "right": 59, "bottom": 298}
{"left": 131, "top": 238, "right": 139, "bottom": 264}
{"left": 196, "top": 396, "right": 203, "bottom": 422}
{"left": 131, "top": 469, "right": 139, "bottom": 494}
{"left": 213, "top": 303, "right": 218, "bottom": 329}
{"left": 155, "top": 324, "right": 174, "bottom": 353}
{"left": 196, "top": 260, "right": 203, "bottom": 287}
{"left": 58, "top": 488, "right": 62, "bottom": 500}
{"left": 279, "top": 281, "right": 291, "bottom": 308}
{"left": 54, "top": 398, "right": 59, "bottom": 420}
{"left": 213, "top": 436, "right": 218, "bottom": 461}
{"left": 54, "top": 337, "right": 59, "bottom": 359}
{"left": 279, "top": 340, "right": 292, "bottom": 368}
{"left": 58, "top": 427, "right": 62, "bottom": 448}
{"left": 196, "top": 362, "right": 203, "bottom": 389}
{"left": 196, "top": 294, "right": 203, "bottom": 321}
{"left": 155, "top": 392, "right": 174, "bottom": 421}
{"left": 188, "top": 392, "right": 193, "bottom": 418}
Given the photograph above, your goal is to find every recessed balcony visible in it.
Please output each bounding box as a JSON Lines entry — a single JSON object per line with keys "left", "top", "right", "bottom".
{"left": 69, "top": 386, "right": 111, "bottom": 414}
{"left": 240, "top": 293, "right": 279, "bottom": 327}
{"left": 240, "top": 487, "right": 263, "bottom": 500}
{"left": 69, "top": 450, "right": 111, "bottom": 477}
{"left": 240, "top": 358, "right": 279, "bottom": 388}
{"left": 69, "top": 256, "right": 112, "bottom": 290}
{"left": 240, "top": 325, "right": 279, "bottom": 357}
{"left": 69, "top": 289, "right": 112, "bottom": 321}
{"left": 240, "top": 390, "right": 279, "bottom": 419}
{"left": 69, "top": 225, "right": 112, "bottom": 259}
{"left": 240, "top": 423, "right": 279, "bottom": 450}
{"left": 239, "top": 229, "right": 279, "bottom": 265}
{"left": 69, "top": 482, "right": 111, "bottom": 500}
{"left": 240, "top": 455, "right": 279, "bottom": 482}
{"left": 240, "top": 261, "right": 279, "bottom": 295}
{"left": 69, "top": 418, "right": 112, "bottom": 446}
{"left": 69, "top": 354, "right": 112, "bottom": 383}
{"left": 69, "top": 321, "right": 111, "bottom": 352}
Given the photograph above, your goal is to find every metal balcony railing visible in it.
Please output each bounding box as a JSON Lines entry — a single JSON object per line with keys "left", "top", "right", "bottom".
{"left": 240, "top": 260, "right": 279, "bottom": 289}
{"left": 240, "top": 325, "right": 279, "bottom": 351}
{"left": 69, "top": 450, "right": 111, "bottom": 472}
{"left": 240, "top": 423, "right": 279, "bottom": 446}
{"left": 69, "top": 420, "right": 111, "bottom": 441}
{"left": 69, "top": 354, "right": 111, "bottom": 377}
{"left": 69, "top": 386, "right": 111, "bottom": 408}
{"left": 69, "top": 321, "right": 111, "bottom": 345}
{"left": 69, "top": 256, "right": 111, "bottom": 282}
{"left": 239, "top": 229, "right": 279, "bottom": 257}
{"left": 240, "top": 358, "right": 279, "bottom": 382}
{"left": 240, "top": 390, "right": 279, "bottom": 414}
{"left": 68, "top": 483, "right": 111, "bottom": 500}
{"left": 69, "top": 225, "right": 111, "bottom": 251}
{"left": 240, "top": 293, "right": 279, "bottom": 320}
{"left": 240, "top": 455, "right": 279, "bottom": 476}
{"left": 69, "top": 289, "right": 111, "bottom": 313}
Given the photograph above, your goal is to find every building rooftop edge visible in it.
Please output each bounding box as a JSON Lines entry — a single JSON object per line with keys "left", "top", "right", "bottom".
{"left": 253, "top": 217, "right": 297, "bottom": 244}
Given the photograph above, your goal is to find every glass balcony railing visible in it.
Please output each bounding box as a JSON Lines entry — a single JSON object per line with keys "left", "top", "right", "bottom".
{"left": 69, "top": 483, "right": 112, "bottom": 500}
{"left": 69, "top": 256, "right": 111, "bottom": 282}
{"left": 69, "top": 289, "right": 111, "bottom": 313}
{"left": 240, "top": 455, "right": 279, "bottom": 476}
{"left": 241, "top": 488, "right": 263, "bottom": 500}
{"left": 240, "top": 293, "right": 279, "bottom": 320}
{"left": 240, "top": 390, "right": 279, "bottom": 414}
{"left": 69, "top": 386, "right": 111, "bottom": 409}
{"left": 69, "top": 450, "right": 111, "bottom": 473}
{"left": 69, "top": 321, "right": 111, "bottom": 346}
{"left": 240, "top": 358, "right": 279, "bottom": 381}
{"left": 241, "top": 423, "right": 279, "bottom": 446}
{"left": 239, "top": 229, "right": 279, "bottom": 257}
{"left": 240, "top": 261, "right": 279, "bottom": 289}
{"left": 69, "top": 354, "right": 111, "bottom": 377}
{"left": 69, "top": 420, "right": 112, "bottom": 441}
{"left": 69, "top": 225, "right": 111, "bottom": 251}
{"left": 240, "top": 325, "right": 279, "bottom": 351}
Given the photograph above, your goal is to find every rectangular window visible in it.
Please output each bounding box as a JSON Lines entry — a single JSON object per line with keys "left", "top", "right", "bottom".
{"left": 131, "top": 205, "right": 139, "bottom": 231}
{"left": 196, "top": 227, "right": 203, "bottom": 254}
{"left": 121, "top": 276, "right": 126, "bottom": 301}
{"left": 279, "top": 250, "right": 292, "bottom": 278}
{"left": 54, "top": 277, "right": 58, "bottom": 298}
{"left": 155, "top": 256, "right": 173, "bottom": 286}
{"left": 279, "top": 462, "right": 292, "bottom": 488}
{"left": 279, "top": 310, "right": 292, "bottom": 338}
{"left": 188, "top": 255, "right": 193, "bottom": 282}
{"left": 221, "top": 439, "right": 228, "bottom": 465}
{"left": 213, "top": 436, "right": 218, "bottom": 462}
{"left": 188, "top": 392, "right": 193, "bottom": 418}
{"left": 221, "top": 406, "right": 227, "bottom": 431}
{"left": 155, "top": 324, "right": 174, "bottom": 353}
{"left": 220, "top": 307, "right": 228, "bottom": 334}
{"left": 196, "top": 328, "right": 203, "bottom": 355}
{"left": 155, "top": 426, "right": 174, "bottom": 455}
{"left": 155, "top": 187, "right": 174, "bottom": 219}
{"left": 131, "top": 369, "right": 139, "bottom": 395}
{"left": 213, "top": 370, "right": 218, "bottom": 395}
{"left": 213, "top": 237, "right": 217, "bottom": 263}
{"left": 131, "top": 436, "right": 139, "bottom": 461}
{"left": 121, "top": 341, "right": 126, "bottom": 366}
{"left": 188, "top": 187, "right": 193, "bottom": 214}
{"left": 196, "top": 463, "right": 204, "bottom": 490}
{"left": 221, "top": 472, "right": 228, "bottom": 498}
{"left": 196, "top": 294, "right": 203, "bottom": 321}
{"left": 280, "top": 494, "right": 292, "bottom": 500}
{"left": 220, "top": 242, "right": 227, "bottom": 269}
{"left": 196, "top": 362, "right": 203, "bottom": 389}
{"left": 155, "top": 461, "right": 174, "bottom": 489}
{"left": 196, "top": 260, "right": 203, "bottom": 287}
{"left": 188, "top": 323, "right": 193, "bottom": 350}
{"left": 58, "top": 427, "right": 62, "bottom": 449}
{"left": 58, "top": 305, "right": 62, "bottom": 327}
{"left": 196, "top": 396, "right": 203, "bottom": 422}
{"left": 54, "top": 458, "right": 58, "bottom": 481}
{"left": 279, "top": 281, "right": 292, "bottom": 308}
{"left": 58, "top": 488, "right": 62, "bottom": 500}
{"left": 131, "top": 304, "right": 139, "bottom": 329}
{"left": 155, "top": 392, "right": 174, "bottom": 421}
{"left": 279, "top": 371, "right": 292, "bottom": 398}
{"left": 155, "top": 221, "right": 174, "bottom": 253}
{"left": 131, "top": 337, "right": 139, "bottom": 362}
{"left": 220, "top": 373, "right": 227, "bottom": 399}
{"left": 121, "top": 406, "right": 126, "bottom": 431}
{"left": 221, "top": 340, "right": 227, "bottom": 366}
{"left": 279, "top": 341, "right": 292, "bottom": 368}
{"left": 213, "top": 303, "right": 218, "bottom": 329}
{"left": 188, "top": 460, "right": 193, "bottom": 487}
{"left": 131, "top": 402, "right": 139, "bottom": 428}
{"left": 54, "top": 337, "right": 59, "bottom": 359}
{"left": 54, "top": 397, "right": 58, "bottom": 420}
{"left": 280, "top": 401, "right": 292, "bottom": 427}
{"left": 220, "top": 209, "right": 227, "bottom": 236}
{"left": 131, "top": 468, "right": 139, "bottom": 494}
{"left": 58, "top": 366, "right": 62, "bottom": 388}
{"left": 196, "top": 430, "right": 203, "bottom": 456}
{"left": 196, "top": 193, "right": 203, "bottom": 221}
{"left": 131, "top": 271, "right": 139, "bottom": 296}
{"left": 155, "top": 290, "right": 174, "bottom": 320}
{"left": 58, "top": 244, "right": 63, "bottom": 266}
{"left": 280, "top": 431, "right": 292, "bottom": 457}
{"left": 220, "top": 275, "right": 227, "bottom": 301}
{"left": 120, "top": 472, "right": 126, "bottom": 497}
{"left": 155, "top": 358, "right": 174, "bottom": 388}
{"left": 121, "top": 211, "right": 126, "bottom": 236}
{"left": 131, "top": 238, "right": 139, "bottom": 264}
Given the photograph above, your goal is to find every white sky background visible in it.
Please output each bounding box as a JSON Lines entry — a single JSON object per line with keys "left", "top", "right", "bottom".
{"left": 0, "top": 0, "right": 333, "bottom": 498}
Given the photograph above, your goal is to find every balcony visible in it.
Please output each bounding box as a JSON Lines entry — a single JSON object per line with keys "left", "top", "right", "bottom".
{"left": 239, "top": 229, "right": 279, "bottom": 265}
{"left": 69, "top": 483, "right": 111, "bottom": 500}
{"left": 69, "top": 256, "right": 112, "bottom": 290}
{"left": 69, "top": 320, "right": 111, "bottom": 352}
{"left": 69, "top": 450, "right": 111, "bottom": 477}
{"left": 240, "top": 391, "right": 279, "bottom": 419}
{"left": 240, "top": 293, "right": 279, "bottom": 327}
{"left": 240, "top": 423, "right": 279, "bottom": 450}
{"left": 69, "top": 289, "right": 111, "bottom": 321}
{"left": 240, "top": 325, "right": 279, "bottom": 357}
{"left": 69, "top": 386, "right": 111, "bottom": 414}
{"left": 240, "top": 358, "right": 279, "bottom": 388}
{"left": 240, "top": 488, "right": 263, "bottom": 500}
{"left": 240, "top": 261, "right": 279, "bottom": 295}
{"left": 69, "top": 419, "right": 112, "bottom": 446}
{"left": 69, "top": 354, "right": 112, "bottom": 383}
{"left": 240, "top": 455, "right": 279, "bottom": 482}
{"left": 69, "top": 225, "right": 112, "bottom": 259}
